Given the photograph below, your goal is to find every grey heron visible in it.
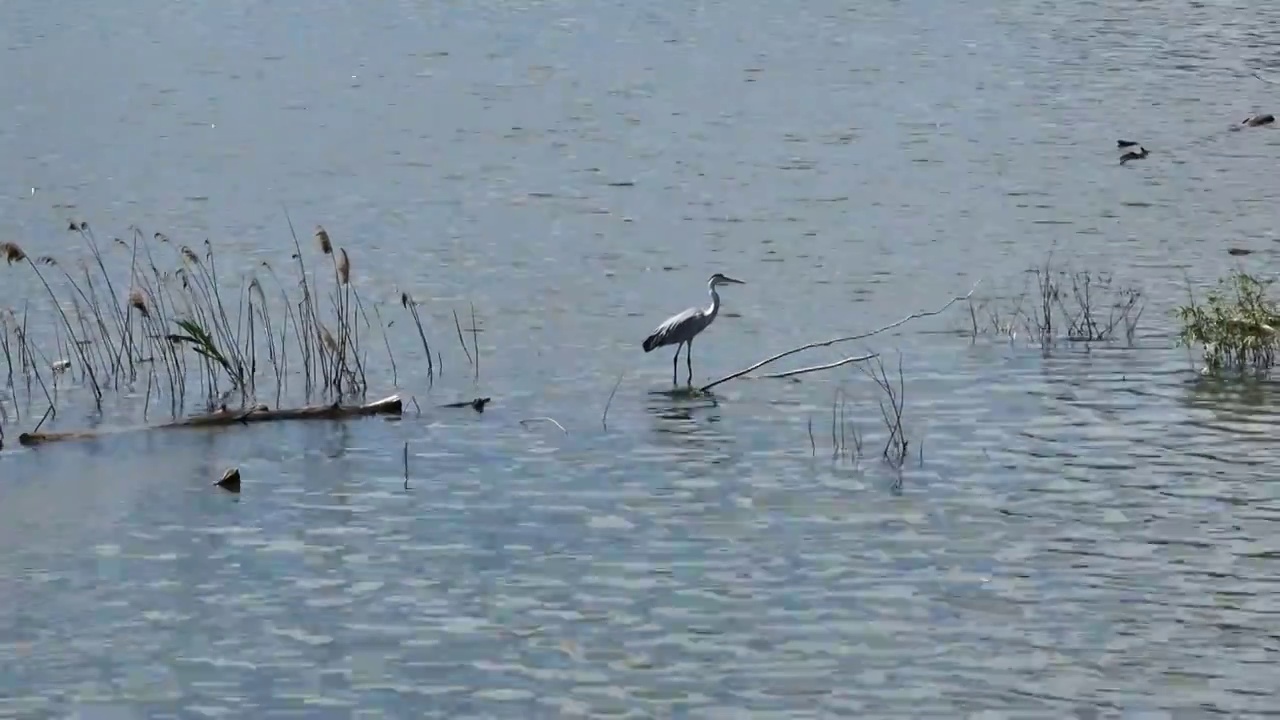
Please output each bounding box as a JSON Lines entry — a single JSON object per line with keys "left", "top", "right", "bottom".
{"left": 642, "top": 272, "right": 745, "bottom": 385}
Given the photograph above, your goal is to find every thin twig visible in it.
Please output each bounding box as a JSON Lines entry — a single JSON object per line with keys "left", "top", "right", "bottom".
{"left": 601, "top": 371, "right": 624, "bottom": 430}
{"left": 519, "top": 417, "right": 568, "bottom": 433}
{"left": 452, "top": 309, "right": 473, "bottom": 365}
{"left": 700, "top": 279, "right": 981, "bottom": 392}
{"left": 761, "top": 353, "right": 879, "bottom": 379}
{"left": 32, "top": 405, "right": 52, "bottom": 435}
{"left": 403, "top": 441, "right": 410, "bottom": 490}
{"left": 470, "top": 302, "right": 480, "bottom": 382}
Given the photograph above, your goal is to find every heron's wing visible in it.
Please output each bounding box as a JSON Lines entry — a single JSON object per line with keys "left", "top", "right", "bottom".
{"left": 649, "top": 307, "right": 703, "bottom": 342}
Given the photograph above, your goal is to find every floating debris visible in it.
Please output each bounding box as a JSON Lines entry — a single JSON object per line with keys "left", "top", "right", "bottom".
{"left": 440, "top": 397, "right": 490, "bottom": 413}
{"left": 216, "top": 467, "right": 241, "bottom": 493}
{"left": 1119, "top": 146, "right": 1149, "bottom": 165}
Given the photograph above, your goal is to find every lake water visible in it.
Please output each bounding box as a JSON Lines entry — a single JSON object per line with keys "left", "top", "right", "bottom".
{"left": 4, "top": 0, "right": 1280, "bottom": 716}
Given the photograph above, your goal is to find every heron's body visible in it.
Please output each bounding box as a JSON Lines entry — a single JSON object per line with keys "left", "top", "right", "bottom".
{"left": 643, "top": 272, "right": 744, "bottom": 385}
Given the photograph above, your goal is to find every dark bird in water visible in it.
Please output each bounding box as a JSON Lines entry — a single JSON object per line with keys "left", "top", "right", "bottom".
{"left": 1116, "top": 139, "right": 1139, "bottom": 148}
{"left": 1243, "top": 114, "right": 1275, "bottom": 127}
{"left": 1119, "top": 146, "right": 1149, "bottom": 164}
{"left": 642, "top": 272, "right": 745, "bottom": 385}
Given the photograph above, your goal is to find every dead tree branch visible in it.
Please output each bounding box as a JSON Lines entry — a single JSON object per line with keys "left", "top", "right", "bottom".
{"left": 700, "top": 279, "right": 981, "bottom": 392}
{"left": 18, "top": 394, "right": 403, "bottom": 446}
{"left": 861, "top": 355, "right": 909, "bottom": 468}
{"left": 761, "top": 353, "right": 879, "bottom": 380}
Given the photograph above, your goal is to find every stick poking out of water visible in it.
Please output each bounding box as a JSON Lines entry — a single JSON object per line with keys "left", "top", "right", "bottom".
{"left": 519, "top": 417, "right": 567, "bottom": 433}
{"left": 601, "top": 371, "right": 624, "bottom": 431}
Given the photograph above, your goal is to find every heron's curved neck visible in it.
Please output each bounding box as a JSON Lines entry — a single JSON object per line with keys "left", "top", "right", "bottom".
{"left": 706, "top": 284, "right": 721, "bottom": 318}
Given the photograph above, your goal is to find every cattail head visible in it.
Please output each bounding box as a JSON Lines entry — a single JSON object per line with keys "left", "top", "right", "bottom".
{"left": 400, "top": 292, "right": 411, "bottom": 309}
{"left": 180, "top": 245, "right": 199, "bottom": 265}
{"left": 128, "top": 288, "right": 150, "bottom": 318}
{"left": 0, "top": 242, "right": 26, "bottom": 265}
{"left": 320, "top": 324, "right": 338, "bottom": 353}
{"left": 315, "top": 226, "right": 332, "bottom": 255}
{"left": 337, "top": 248, "right": 350, "bottom": 285}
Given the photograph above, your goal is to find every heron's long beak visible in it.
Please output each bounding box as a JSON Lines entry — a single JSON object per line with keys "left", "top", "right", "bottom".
{"left": 723, "top": 276, "right": 745, "bottom": 285}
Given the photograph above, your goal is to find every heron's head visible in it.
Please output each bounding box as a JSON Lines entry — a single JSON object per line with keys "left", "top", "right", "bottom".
{"left": 708, "top": 273, "right": 745, "bottom": 288}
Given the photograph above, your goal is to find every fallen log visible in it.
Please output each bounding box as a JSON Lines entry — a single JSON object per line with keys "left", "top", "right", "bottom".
{"left": 17, "top": 394, "right": 403, "bottom": 447}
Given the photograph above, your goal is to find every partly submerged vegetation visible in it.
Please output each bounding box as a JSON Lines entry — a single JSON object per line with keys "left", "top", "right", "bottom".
{"left": 0, "top": 219, "right": 455, "bottom": 424}
{"left": 1177, "top": 270, "right": 1280, "bottom": 375}
{"left": 0, "top": 215, "right": 974, "bottom": 481}
{"left": 21, "top": 216, "right": 1262, "bottom": 485}
{"left": 965, "top": 254, "right": 1145, "bottom": 347}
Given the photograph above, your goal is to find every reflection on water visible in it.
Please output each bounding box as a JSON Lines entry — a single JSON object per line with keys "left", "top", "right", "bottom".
{"left": 645, "top": 388, "right": 720, "bottom": 426}
{"left": 4, "top": 0, "right": 1280, "bottom": 715}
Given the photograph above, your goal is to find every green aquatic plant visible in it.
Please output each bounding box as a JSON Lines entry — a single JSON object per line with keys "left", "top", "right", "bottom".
{"left": 1176, "top": 271, "right": 1280, "bottom": 374}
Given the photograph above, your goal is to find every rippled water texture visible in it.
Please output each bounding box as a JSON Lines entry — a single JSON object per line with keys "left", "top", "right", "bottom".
{"left": 4, "top": 0, "right": 1280, "bottom": 717}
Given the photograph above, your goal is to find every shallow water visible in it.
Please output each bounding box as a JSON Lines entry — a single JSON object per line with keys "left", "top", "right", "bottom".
{"left": 4, "top": 0, "right": 1280, "bottom": 716}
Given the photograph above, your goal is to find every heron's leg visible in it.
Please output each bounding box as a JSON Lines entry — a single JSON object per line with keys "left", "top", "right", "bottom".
{"left": 686, "top": 338, "right": 694, "bottom": 386}
{"left": 671, "top": 343, "right": 681, "bottom": 385}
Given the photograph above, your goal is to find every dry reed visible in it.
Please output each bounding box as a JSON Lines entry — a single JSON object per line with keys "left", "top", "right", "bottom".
{"left": 0, "top": 219, "right": 441, "bottom": 422}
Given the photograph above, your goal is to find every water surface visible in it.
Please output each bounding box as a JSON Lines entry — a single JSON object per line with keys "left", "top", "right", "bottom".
{"left": 4, "top": 0, "right": 1280, "bottom": 716}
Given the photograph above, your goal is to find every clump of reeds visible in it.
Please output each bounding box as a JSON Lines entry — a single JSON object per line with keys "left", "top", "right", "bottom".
{"left": 965, "top": 253, "right": 1144, "bottom": 347}
{"left": 806, "top": 354, "right": 919, "bottom": 480}
{"left": 817, "top": 386, "right": 864, "bottom": 465}
{"left": 0, "top": 217, "right": 419, "bottom": 420}
{"left": 862, "top": 354, "right": 910, "bottom": 470}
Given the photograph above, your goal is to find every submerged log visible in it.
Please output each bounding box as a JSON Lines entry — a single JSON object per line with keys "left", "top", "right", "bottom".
{"left": 18, "top": 394, "right": 403, "bottom": 447}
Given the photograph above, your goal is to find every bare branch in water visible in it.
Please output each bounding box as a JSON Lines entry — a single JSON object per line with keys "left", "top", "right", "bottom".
{"left": 762, "top": 353, "right": 879, "bottom": 380}
{"left": 860, "top": 354, "right": 909, "bottom": 469}
{"left": 519, "top": 417, "right": 567, "bottom": 433}
{"left": 700, "top": 279, "right": 980, "bottom": 392}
